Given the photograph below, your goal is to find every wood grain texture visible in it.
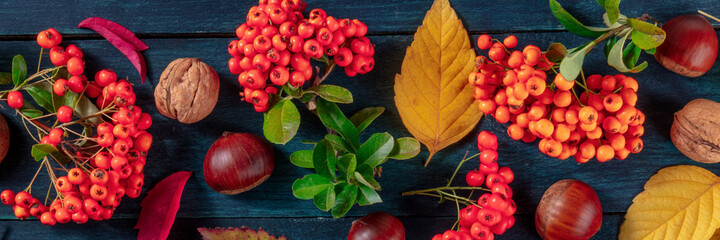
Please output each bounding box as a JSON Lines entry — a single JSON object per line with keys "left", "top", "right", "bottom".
{"left": 0, "top": 0, "right": 717, "bottom": 35}
{"left": 0, "top": 214, "right": 624, "bottom": 239}
{"left": 0, "top": 1, "right": 719, "bottom": 239}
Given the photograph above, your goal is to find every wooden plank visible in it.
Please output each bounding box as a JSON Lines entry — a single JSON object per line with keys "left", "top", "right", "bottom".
{"left": 0, "top": 0, "right": 717, "bottom": 35}
{"left": 0, "top": 214, "right": 624, "bottom": 239}
{"left": 0, "top": 30, "right": 719, "bottom": 228}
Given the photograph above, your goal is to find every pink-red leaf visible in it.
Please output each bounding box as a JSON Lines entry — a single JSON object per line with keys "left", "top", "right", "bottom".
{"left": 78, "top": 17, "right": 148, "bottom": 83}
{"left": 135, "top": 171, "right": 192, "bottom": 240}
{"left": 197, "top": 227, "right": 286, "bottom": 240}
{"left": 78, "top": 17, "right": 148, "bottom": 50}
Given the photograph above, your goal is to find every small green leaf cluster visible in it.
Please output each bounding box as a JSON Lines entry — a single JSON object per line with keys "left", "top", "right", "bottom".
{"left": 290, "top": 99, "right": 420, "bottom": 218}
{"left": 263, "top": 83, "right": 354, "bottom": 145}
{"left": 549, "top": 0, "right": 665, "bottom": 81}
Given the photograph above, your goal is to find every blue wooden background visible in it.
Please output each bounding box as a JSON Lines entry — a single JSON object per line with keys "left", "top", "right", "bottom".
{"left": 1, "top": 0, "right": 720, "bottom": 239}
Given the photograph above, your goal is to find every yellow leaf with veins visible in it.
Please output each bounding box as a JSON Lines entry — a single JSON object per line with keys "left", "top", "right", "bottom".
{"left": 619, "top": 165, "right": 720, "bottom": 240}
{"left": 394, "top": 0, "right": 480, "bottom": 166}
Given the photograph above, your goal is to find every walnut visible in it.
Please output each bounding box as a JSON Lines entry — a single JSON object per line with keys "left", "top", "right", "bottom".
{"left": 0, "top": 114, "right": 8, "bottom": 164}
{"left": 154, "top": 58, "right": 220, "bottom": 124}
{"left": 671, "top": 98, "right": 720, "bottom": 163}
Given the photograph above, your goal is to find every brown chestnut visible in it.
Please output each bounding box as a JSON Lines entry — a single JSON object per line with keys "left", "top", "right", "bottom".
{"left": 535, "top": 179, "right": 602, "bottom": 240}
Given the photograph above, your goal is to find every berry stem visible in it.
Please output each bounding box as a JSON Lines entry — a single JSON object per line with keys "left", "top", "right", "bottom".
{"left": 446, "top": 152, "right": 480, "bottom": 187}
{"left": 24, "top": 158, "right": 47, "bottom": 193}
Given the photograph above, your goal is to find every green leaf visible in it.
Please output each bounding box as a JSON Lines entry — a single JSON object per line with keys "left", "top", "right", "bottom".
{"left": 604, "top": 36, "right": 618, "bottom": 58}
{"left": 608, "top": 31, "right": 648, "bottom": 73}
{"left": 630, "top": 26, "right": 666, "bottom": 50}
{"left": 0, "top": 72, "right": 12, "bottom": 85}
{"left": 354, "top": 163, "right": 381, "bottom": 190}
{"left": 313, "top": 140, "right": 337, "bottom": 180}
{"left": 21, "top": 109, "right": 43, "bottom": 118}
{"left": 315, "top": 98, "right": 359, "bottom": 149}
{"left": 307, "top": 85, "right": 353, "bottom": 104}
{"left": 357, "top": 184, "right": 382, "bottom": 206}
{"left": 388, "top": 137, "right": 421, "bottom": 160}
{"left": 49, "top": 151, "right": 71, "bottom": 165}
{"left": 354, "top": 172, "right": 381, "bottom": 191}
{"left": 603, "top": 0, "right": 620, "bottom": 25}
{"left": 338, "top": 153, "right": 357, "bottom": 182}
{"left": 301, "top": 140, "right": 317, "bottom": 145}
{"left": 645, "top": 48, "right": 656, "bottom": 55}
{"left": 349, "top": 107, "right": 385, "bottom": 133}
{"left": 290, "top": 150, "right": 314, "bottom": 168}
{"left": 25, "top": 86, "right": 54, "bottom": 112}
{"left": 300, "top": 92, "right": 314, "bottom": 103}
{"left": 356, "top": 133, "right": 394, "bottom": 167}
{"left": 313, "top": 185, "right": 336, "bottom": 212}
{"left": 292, "top": 174, "right": 333, "bottom": 200}
{"left": 325, "top": 134, "right": 352, "bottom": 153}
{"left": 356, "top": 164, "right": 374, "bottom": 179}
{"left": 11, "top": 55, "right": 27, "bottom": 86}
{"left": 626, "top": 18, "right": 664, "bottom": 35}
{"left": 622, "top": 42, "right": 642, "bottom": 69}
{"left": 549, "top": 0, "right": 609, "bottom": 38}
{"left": 560, "top": 42, "right": 596, "bottom": 81}
{"left": 330, "top": 184, "right": 358, "bottom": 218}
{"left": 31, "top": 144, "right": 58, "bottom": 161}
{"left": 602, "top": 12, "right": 626, "bottom": 28}
{"left": 282, "top": 84, "right": 302, "bottom": 98}
{"left": 263, "top": 98, "right": 301, "bottom": 144}
{"left": 76, "top": 124, "right": 93, "bottom": 147}
{"left": 544, "top": 43, "right": 568, "bottom": 63}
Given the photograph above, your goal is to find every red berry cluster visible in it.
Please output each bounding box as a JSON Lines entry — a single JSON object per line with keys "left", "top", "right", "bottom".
{"left": 433, "top": 131, "right": 515, "bottom": 240}
{"left": 228, "top": 0, "right": 375, "bottom": 112}
{"left": 470, "top": 34, "right": 645, "bottom": 163}
{"left": 1, "top": 29, "right": 153, "bottom": 225}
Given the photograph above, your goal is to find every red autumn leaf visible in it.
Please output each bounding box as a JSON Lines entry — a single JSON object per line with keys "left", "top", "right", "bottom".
{"left": 197, "top": 227, "right": 286, "bottom": 240}
{"left": 135, "top": 171, "right": 192, "bottom": 240}
{"left": 78, "top": 17, "right": 148, "bottom": 83}
{"left": 78, "top": 17, "right": 148, "bottom": 50}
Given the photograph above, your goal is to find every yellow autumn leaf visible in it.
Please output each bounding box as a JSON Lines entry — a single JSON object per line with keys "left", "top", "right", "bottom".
{"left": 393, "top": 0, "right": 480, "bottom": 166}
{"left": 619, "top": 165, "right": 720, "bottom": 240}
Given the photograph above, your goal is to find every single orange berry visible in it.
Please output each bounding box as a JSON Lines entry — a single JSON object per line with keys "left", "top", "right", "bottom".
{"left": 553, "top": 124, "right": 571, "bottom": 142}
{"left": 603, "top": 93, "right": 623, "bottom": 112}
{"left": 503, "top": 35, "right": 518, "bottom": 48}
{"left": 602, "top": 116, "right": 622, "bottom": 133}
{"left": 535, "top": 118, "right": 554, "bottom": 138}
{"left": 553, "top": 91, "right": 573, "bottom": 108}
{"left": 596, "top": 145, "right": 615, "bottom": 162}
{"left": 608, "top": 134, "right": 626, "bottom": 151}
{"left": 507, "top": 124, "right": 525, "bottom": 140}
{"left": 578, "top": 106, "right": 598, "bottom": 124}
{"left": 526, "top": 76, "right": 546, "bottom": 96}
{"left": 554, "top": 73, "right": 575, "bottom": 91}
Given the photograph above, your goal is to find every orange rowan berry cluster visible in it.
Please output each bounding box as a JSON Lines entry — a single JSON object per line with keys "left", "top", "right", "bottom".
{"left": 228, "top": 0, "right": 375, "bottom": 112}
{"left": 1, "top": 29, "right": 152, "bottom": 225}
{"left": 470, "top": 34, "right": 645, "bottom": 163}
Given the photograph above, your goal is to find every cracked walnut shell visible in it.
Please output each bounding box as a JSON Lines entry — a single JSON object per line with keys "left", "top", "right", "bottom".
{"left": 671, "top": 98, "right": 720, "bottom": 163}
{"left": 155, "top": 58, "right": 220, "bottom": 124}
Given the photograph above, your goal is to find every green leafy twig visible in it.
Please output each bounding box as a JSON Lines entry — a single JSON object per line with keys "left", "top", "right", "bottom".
{"left": 290, "top": 99, "right": 420, "bottom": 218}
{"left": 548, "top": 0, "right": 666, "bottom": 81}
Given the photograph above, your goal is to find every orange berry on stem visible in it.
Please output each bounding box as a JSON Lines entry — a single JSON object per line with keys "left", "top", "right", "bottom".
{"left": 578, "top": 106, "right": 598, "bottom": 124}
{"left": 608, "top": 134, "right": 626, "bottom": 151}
{"left": 503, "top": 35, "right": 518, "bottom": 48}
{"left": 553, "top": 91, "right": 573, "bottom": 108}
{"left": 554, "top": 73, "right": 575, "bottom": 91}
{"left": 603, "top": 93, "right": 623, "bottom": 112}
{"left": 494, "top": 106, "right": 510, "bottom": 123}
{"left": 602, "top": 116, "right": 622, "bottom": 133}
{"left": 596, "top": 145, "right": 615, "bottom": 162}
{"left": 526, "top": 76, "right": 546, "bottom": 96}
{"left": 535, "top": 118, "right": 554, "bottom": 139}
